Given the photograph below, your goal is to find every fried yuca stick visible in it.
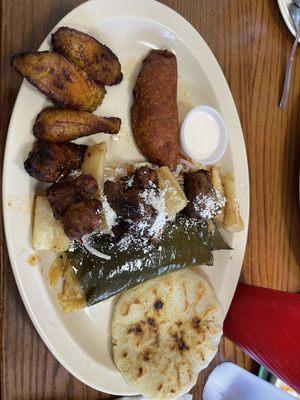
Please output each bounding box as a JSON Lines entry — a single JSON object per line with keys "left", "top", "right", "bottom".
{"left": 211, "top": 166, "right": 226, "bottom": 223}
{"left": 222, "top": 173, "right": 244, "bottom": 232}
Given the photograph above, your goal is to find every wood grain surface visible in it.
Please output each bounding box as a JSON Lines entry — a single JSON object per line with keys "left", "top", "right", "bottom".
{"left": 1, "top": 0, "right": 300, "bottom": 399}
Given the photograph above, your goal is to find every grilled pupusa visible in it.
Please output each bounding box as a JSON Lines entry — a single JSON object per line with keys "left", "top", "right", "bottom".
{"left": 52, "top": 27, "right": 123, "bottom": 86}
{"left": 34, "top": 108, "right": 121, "bottom": 142}
{"left": 12, "top": 51, "right": 106, "bottom": 111}
{"left": 112, "top": 269, "right": 223, "bottom": 400}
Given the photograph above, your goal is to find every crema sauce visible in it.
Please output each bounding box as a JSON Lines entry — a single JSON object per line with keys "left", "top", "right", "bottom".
{"left": 184, "top": 111, "right": 220, "bottom": 160}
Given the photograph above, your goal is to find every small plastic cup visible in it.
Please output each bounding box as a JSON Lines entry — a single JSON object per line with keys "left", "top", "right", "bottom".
{"left": 203, "top": 362, "right": 295, "bottom": 400}
{"left": 180, "top": 105, "right": 228, "bottom": 165}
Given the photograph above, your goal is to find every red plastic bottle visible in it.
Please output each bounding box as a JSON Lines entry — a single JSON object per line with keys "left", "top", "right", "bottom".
{"left": 224, "top": 283, "right": 300, "bottom": 392}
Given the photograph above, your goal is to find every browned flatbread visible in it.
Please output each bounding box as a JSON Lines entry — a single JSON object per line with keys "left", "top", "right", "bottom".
{"left": 112, "top": 269, "right": 223, "bottom": 399}
{"left": 12, "top": 51, "right": 106, "bottom": 111}
{"left": 131, "top": 50, "right": 179, "bottom": 169}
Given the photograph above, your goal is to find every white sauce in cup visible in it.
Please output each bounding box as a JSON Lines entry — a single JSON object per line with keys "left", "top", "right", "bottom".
{"left": 180, "top": 106, "right": 228, "bottom": 165}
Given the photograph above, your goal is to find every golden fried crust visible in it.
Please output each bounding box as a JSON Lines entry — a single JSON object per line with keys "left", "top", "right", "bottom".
{"left": 33, "top": 108, "right": 121, "bottom": 142}
{"left": 131, "top": 50, "right": 179, "bottom": 169}
{"left": 24, "top": 142, "right": 87, "bottom": 183}
{"left": 12, "top": 51, "right": 106, "bottom": 111}
{"left": 52, "top": 27, "right": 122, "bottom": 86}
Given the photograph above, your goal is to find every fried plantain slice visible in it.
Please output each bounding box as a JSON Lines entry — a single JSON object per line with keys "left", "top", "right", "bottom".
{"left": 33, "top": 108, "right": 121, "bottom": 142}
{"left": 12, "top": 51, "right": 106, "bottom": 111}
{"left": 52, "top": 27, "right": 122, "bottom": 86}
{"left": 24, "top": 141, "right": 87, "bottom": 183}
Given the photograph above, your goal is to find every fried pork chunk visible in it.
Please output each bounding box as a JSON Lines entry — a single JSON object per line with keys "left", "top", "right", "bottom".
{"left": 46, "top": 174, "right": 98, "bottom": 218}
{"left": 104, "top": 167, "right": 161, "bottom": 238}
{"left": 52, "top": 27, "right": 123, "bottom": 86}
{"left": 184, "top": 170, "right": 223, "bottom": 220}
{"left": 62, "top": 199, "right": 102, "bottom": 240}
{"left": 24, "top": 142, "right": 87, "bottom": 183}
{"left": 12, "top": 51, "right": 106, "bottom": 111}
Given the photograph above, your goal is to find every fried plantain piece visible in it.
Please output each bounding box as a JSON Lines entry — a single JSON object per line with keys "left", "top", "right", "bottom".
{"left": 131, "top": 50, "right": 179, "bottom": 168}
{"left": 52, "top": 27, "right": 122, "bottom": 86}
{"left": 24, "top": 141, "right": 87, "bottom": 183}
{"left": 12, "top": 51, "right": 106, "bottom": 111}
{"left": 33, "top": 108, "right": 121, "bottom": 142}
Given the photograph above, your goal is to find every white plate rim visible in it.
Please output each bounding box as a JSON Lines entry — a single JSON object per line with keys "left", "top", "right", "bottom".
{"left": 2, "top": 0, "right": 250, "bottom": 394}
{"left": 277, "top": 0, "right": 300, "bottom": 39}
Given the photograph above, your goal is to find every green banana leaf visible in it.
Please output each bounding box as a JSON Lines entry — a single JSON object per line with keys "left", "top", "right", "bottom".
{"left": 205, "top": 220, "right": 232, "bottom": 250}
{"left": 67, "top": 215, "right": 231, "bottom": 307}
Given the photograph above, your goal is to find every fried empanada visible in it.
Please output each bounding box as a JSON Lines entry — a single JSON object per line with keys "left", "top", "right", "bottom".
{"left": 33, "top": 108, "right": 121, "bottom": 142}
{"left": 131, "top": 50, "right": 179, "bottom": 168}
{"left": 12, "top": 51, "right": 106, "bottom": 111}
{"left": 52, "top": 27, "right": 122, "bottom": 86}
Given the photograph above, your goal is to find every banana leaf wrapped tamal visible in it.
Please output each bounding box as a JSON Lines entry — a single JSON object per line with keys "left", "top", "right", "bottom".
{"left": 67, "top": 215, "right": 231, "bottom": 307}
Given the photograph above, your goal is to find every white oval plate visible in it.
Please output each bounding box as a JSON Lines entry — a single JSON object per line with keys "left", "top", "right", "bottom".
{"left": 3, "top": 0, "right": 249, "bottom": 395}
{"left": 278, "top": 0, "right": 299, "bottom": 38}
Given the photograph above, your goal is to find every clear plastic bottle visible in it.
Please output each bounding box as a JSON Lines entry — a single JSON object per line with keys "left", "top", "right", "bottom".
{"left": 203, "top": 363, "right": 296, "bottom": 400}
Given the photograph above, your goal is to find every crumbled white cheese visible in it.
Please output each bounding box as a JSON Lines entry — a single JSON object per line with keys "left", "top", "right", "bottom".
{"left": 101, "top": 195, "right": 118, "bottom": 230}
{"left": 194, "top": 189, "right": 226, "bottom": 220}
{"left": 107, "top": 259, "right": 144, "bottom": 279}
{"left": 139, "top": 182, "right": 167, "bottom": 238}
{"left": 68, "top": 241, "right": 77, "bottom": 252}
{"left": 125, "top": 175, "right": 134, "bottom": 188}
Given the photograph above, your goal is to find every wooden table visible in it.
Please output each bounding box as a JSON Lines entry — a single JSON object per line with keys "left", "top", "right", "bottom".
{"left": 1, "top": 0, "right": 300, "bottom": 398}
